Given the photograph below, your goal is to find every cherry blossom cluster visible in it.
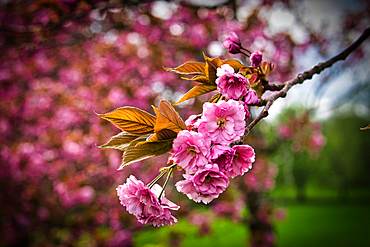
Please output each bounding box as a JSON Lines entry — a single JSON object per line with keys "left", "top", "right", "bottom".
{"left": 115, "top": 32, "right": 264, "bottom": 226}
{"left": 172, "top": 100, "right": 255, "bottom": 204}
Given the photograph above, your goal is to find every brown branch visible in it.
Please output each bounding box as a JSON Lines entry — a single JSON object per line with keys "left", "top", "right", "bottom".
{"left": 179, "top": 0, "right": 235, "bottom": 9}
{"left": 262, "top": 82, "right": 285, "bottom": 92}
{"left": 245, "top": 26, "right": 370, "bottom": 135}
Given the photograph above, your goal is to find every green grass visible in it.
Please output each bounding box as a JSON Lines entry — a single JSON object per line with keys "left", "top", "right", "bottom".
{"left": 134, "top": 218, "right": 247, "bottom": 247}
{"left": 134, "top": 187, "right": 370, "bottom": 247}
{"left": 276, "top": 203, "right": 370, "bottom": 247}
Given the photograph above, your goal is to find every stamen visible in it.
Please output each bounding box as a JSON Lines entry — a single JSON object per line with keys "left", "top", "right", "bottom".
{"left": 204, "top": 175, "right": 212, "bottom": 183}
{"left": 217, "top": 118, "right": 227, "bottom": 129}
{"left": 187, "top": 146, "right": 197, "bottom": 157}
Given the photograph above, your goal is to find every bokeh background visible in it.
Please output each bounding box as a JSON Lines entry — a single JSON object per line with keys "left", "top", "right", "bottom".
{"left": 0, "top": 0, "right": 369, "bottom": 246}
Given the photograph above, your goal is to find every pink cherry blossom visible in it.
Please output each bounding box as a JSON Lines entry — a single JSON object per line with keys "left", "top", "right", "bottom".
{"left": 224, "top": 145, "right": 255, "bottom": 178}
{"left": 116, "top": 175, "right": 162, "bottom": 217}
{"left": 222, "top": 32, "right": 242, "bottom": 54}
{"left": 170, "top": 130, "right": 211, "bottom": 174}
{"left": 176, "top": 164, "right": 230, "bottom": 204}
{"left": 216, "top": 64, "right": 249, "bottom": 100}
{"left": 250, "top": 51, "right": 263, "bottom": 68}
{"left": 198, "top": 100, "right": 246, "bottom": 145}
{"left": 192, "top": 164, "right": 230, "bottom": 204}
{"left": 117, "top": 177, "right": 179, "bottom": 227}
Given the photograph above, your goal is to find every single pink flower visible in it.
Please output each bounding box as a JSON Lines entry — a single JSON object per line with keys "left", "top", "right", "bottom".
{"left": 170, "top": 130, "right": 211, "bottom": 174}
{"left": 216, "top": 64, "right": 249, "bottom": 100}
{"left": 192, "top": 164, "right": 230, "bottom": 204}
{"left": 225, "top": 145, "right": 255, "bottom": 178}
{"left": 116, "top": 175, "right": 162, "bottom": 217}
{"left": 117, "top": 178, "right": 179, "bottom": 227}
{"left": 250, "top": 51, "right": 263, "bottom": 68}
{"left": 222, "top": 32, "right": 242, "bottom": 54}
{"left": 198, "top": 100, "right": 245, "bottom": 145}
{"left": 176, "top": 164, "right": 230, "bottom": 205}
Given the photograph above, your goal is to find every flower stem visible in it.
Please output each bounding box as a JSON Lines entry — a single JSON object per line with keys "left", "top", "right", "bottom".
{"left": 147, "top": 171, "right": 167, "bottom": 189}
{"left": 158, "top": 165, "right": 176, "bottom": 202}
{"left": 240, "top": 51, "right": 250, "bottom": 57}
{"left": 241, "top": 47, "right": 252, "bottom": 54}
{"left": 147, "top": 163, "right": 177, "bottom": 189}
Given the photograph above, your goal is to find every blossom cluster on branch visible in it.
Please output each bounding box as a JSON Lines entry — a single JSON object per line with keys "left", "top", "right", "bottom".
{"left": 99, "top": 32, "right": 277, "bottom": 226}
{"left": 2, "top": 0, "right": 369, "bottom": 244}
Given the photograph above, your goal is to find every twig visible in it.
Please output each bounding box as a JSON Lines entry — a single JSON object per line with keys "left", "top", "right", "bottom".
{"left": 245, "top": 26, "right": 370, "bottom": 135}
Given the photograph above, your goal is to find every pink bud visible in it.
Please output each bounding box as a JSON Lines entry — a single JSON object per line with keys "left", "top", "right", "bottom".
{"left": 250, "top": 51, "right": 263, "bottom": 68}
{"left": 222, "top": 32, "right": 242, "bottom": 54}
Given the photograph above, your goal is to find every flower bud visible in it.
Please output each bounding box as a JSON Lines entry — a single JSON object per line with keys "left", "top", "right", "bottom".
{"left": 250, "top": 51, "right": 263, "bottom": 68}
{"left": 222, "top": 32, "right": 242, "bottom": 54}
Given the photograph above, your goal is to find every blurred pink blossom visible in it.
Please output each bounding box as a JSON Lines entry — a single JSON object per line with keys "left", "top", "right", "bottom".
{"left": 277, "top": 124, "right": 293, "bottom": 139}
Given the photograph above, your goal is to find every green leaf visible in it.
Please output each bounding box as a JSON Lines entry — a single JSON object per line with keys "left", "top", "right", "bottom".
{"left": 98, "top": 131, "right": 139, "bottom": 151}
{"left": 97, "top": 107, "right": 156, "bottom": 135}
{"left": 119, "top": 137, "right": 174, "bottom": 170}
{"left": 153, "top": 100, "right": 186, "bottom": 132}
{"left": 174, "top": 84, "right": 217, "bottom": 105}
{"left": 164, "top": 62, "right": 205, "bottom": 75}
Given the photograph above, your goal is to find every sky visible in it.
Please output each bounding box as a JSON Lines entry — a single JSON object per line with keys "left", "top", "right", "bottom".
{"left": 149, "top": 0, "right": 370, "bottom": 122}
{"left": 259, "top": 0, "right": 370, "bottom": 122}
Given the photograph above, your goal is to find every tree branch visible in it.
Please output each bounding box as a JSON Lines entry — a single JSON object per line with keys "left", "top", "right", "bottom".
{"left": 179, "top": 0, "right": 235, "bottom": 9}
{"left": 245, "top": 26, "right": 370, "bottom": 135}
